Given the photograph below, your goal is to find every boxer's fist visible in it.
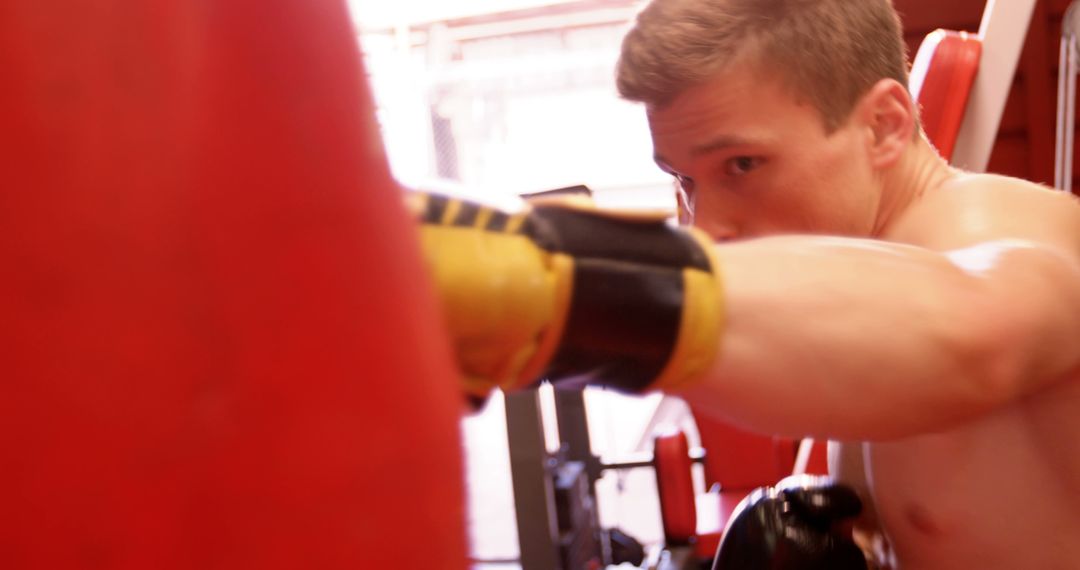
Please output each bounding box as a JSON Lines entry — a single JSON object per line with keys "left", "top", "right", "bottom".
{"left": 411, "top": 192, "right": 724, "bottom": 400}
{"left": 714, "top": 474, "right": 868, "bottom": 570}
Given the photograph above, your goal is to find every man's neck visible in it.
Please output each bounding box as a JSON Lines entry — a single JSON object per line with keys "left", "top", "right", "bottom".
{"left": 871, "top": 136, "right": 956, "bottom": 237}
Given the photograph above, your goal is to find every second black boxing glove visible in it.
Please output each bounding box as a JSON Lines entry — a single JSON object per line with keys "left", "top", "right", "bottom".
{"left": 713, "top": 474, "right": 868, "bottom": 570}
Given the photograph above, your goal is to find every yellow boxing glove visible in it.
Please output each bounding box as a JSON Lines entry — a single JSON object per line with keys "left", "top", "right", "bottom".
{"left": 411, "top": 192, "right": 724, "bottom": 400}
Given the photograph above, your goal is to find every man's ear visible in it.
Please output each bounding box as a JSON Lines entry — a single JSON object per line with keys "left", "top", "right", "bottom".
{"left": 855, "top": 79, "right": 916, "bottom": 169}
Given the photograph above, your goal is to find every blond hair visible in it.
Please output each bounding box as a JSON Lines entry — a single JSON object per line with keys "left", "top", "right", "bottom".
{"left": 616, "top": 0, "right": 909, "bottom": 132}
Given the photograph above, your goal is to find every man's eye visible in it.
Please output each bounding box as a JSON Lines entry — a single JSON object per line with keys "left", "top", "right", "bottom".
{"left": 724, "top": 156, "right": 762, "bottom": 176}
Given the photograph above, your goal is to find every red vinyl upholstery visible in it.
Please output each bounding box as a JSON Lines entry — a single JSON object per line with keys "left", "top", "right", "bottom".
{"left": 911, "top": 30, "right": 983, "bottom": 161}
{"left": 682, "top": 411, "right": 799, "bottom": 561}
{"left": 655, "top": 432, "right": 698, "bottom": 544}
{"left": 693, "top": 411, "right": 798, "bottom": 492}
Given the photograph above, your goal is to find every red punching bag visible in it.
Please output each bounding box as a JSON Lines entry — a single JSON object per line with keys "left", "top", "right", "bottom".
{"left": 0, "top": 1, "right": 467, "bottom": 568}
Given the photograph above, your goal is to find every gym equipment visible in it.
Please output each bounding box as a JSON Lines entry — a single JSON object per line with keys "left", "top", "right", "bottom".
{"left": 910, "top": 30, "right": 982, "bottom": 161}
{"left": 948, "top": 0, "right": 1037, "bottom": 172}
{"left": 1057, "top": 1, "right": 1080, "bottom": 191}
{"left": 504, "top": 387, "right": 648, "bottom": 570}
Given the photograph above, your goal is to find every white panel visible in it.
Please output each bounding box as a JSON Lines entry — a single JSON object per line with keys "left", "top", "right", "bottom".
{"left": 951, "top": 0, "right": 1037, "bottom": 172}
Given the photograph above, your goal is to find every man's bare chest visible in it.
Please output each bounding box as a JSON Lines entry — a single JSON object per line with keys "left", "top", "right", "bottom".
{"left": 866, "top": 376, "right": 1080, "bottom": 567}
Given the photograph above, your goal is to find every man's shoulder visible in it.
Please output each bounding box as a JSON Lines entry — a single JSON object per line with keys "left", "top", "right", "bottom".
{"left": 886, "top": 172, "right": 1080, "bottom": 253}
{"left": 943, "top": 172, "right": 1071, "bottom": 202}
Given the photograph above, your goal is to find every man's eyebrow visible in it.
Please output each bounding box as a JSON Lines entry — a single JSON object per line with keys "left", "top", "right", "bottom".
{"left": 654, "top": 134, "right": 760, "bottom": 172}
{"left": 690, "top": 134, "right": 756, "bottom": 157}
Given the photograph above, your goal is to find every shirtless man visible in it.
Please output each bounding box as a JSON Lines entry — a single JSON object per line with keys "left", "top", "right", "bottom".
{"left": 612, "top": 0, "right": 1080, "bottom": 567}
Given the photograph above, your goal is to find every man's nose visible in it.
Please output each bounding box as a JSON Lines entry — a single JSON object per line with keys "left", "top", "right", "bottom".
{"left": 689, "top": 187, "right": 741, "bottom": 242}
{"left": 694, "top": 217, "right": 739, "bottom": 242}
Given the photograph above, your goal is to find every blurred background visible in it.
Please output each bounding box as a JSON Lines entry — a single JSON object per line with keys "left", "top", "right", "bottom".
{"left": 346, "top": 1, "right": 680, "bottom": 565}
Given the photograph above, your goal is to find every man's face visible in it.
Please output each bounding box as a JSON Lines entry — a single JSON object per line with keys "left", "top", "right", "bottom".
{"left": 647, "top": 61, "right": 880, "bottom": 241}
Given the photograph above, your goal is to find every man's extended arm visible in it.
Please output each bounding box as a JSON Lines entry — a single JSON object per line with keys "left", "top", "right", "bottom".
{"left": 415, "top": 182, "right": 1080, "bottom": 439}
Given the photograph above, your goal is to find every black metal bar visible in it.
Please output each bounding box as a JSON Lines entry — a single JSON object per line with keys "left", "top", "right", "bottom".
{"left": 552, "top": 388, "right": 603, "bottom": 487}
{"left": 600, "top": 448, "right": 707, "bottom": 471}
{"left": 505, "top": 389, "right": 563, "bottom": 570}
